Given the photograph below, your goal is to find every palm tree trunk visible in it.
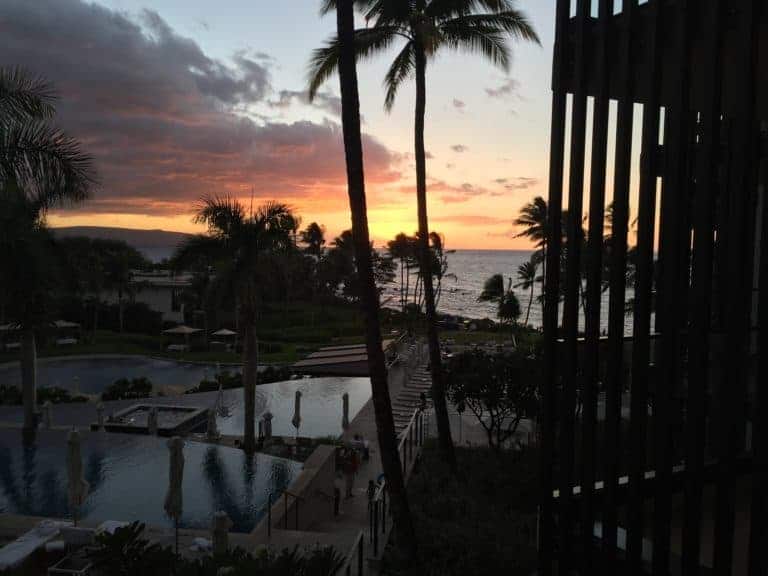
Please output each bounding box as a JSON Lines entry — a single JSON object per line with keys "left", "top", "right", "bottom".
{"left": 414, "top": 39, "right": 456, "bottom": 472}
{"left": 335, "top": 0, "right": 417, "bottom": 557}
{"left": 525, "top": 282, "right": 534, "bottom": 325}
{"left": 21, "top": 327, "right": 37, "bottom": 429}
{"left": 242, "top": 310, "right": 257, "bottom": 453}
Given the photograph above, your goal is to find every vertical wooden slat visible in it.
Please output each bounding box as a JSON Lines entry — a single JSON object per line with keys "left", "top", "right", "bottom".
{"left": 559, "top": 0, "right": 589, "bottom": 572}
{"left": 682, "top": 1, "right": 724, "bottom": 574}
{"left": 539, "top": 1, "right": 570, "bottom": 573}
{"left": 714, "top": 0, "right": 760, "bottom": 573}
{"left": 602, "top": 0, "right": 635, "bottom": 567}
{"left": 626, "top": 0, "right": 663, "bottom": 571}
{"left": 602, "top": 0, "right": 633, "bottom": 561}
{"left": 749, "top": 138, "right": 767, "bottom": 576}
{"left": 580, "top": 0, "right": 613, "bottom": 568}
{"left": 653, "top": 0, "right": 692, "bottom": 572}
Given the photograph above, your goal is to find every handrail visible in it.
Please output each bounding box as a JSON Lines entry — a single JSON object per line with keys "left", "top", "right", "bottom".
{"left": 281, "top": 490, "right": 304, "bottom": 530}
{"left": 336, "top": 530, "right": 365, "bottom": 576}
{"left": 368, "top": 407, "right": 426, "bottom": 556}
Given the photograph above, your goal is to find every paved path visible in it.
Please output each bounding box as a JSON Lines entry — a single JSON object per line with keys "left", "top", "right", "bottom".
{"left": 305, "top": 350, "right": 431, "bottom": 574}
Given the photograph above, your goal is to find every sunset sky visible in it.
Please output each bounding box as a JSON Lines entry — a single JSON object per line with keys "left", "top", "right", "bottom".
{"left": 1, "top": 0, "right": 556, "bottom": 249}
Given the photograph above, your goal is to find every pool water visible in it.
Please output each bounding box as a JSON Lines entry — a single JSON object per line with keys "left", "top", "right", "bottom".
{"left": 215, "top": 377, "right": 371, "bottom": 439}
{"left": 0, "top": 357, "right": 236, "bottom": 395}
{"left": 0, "top": 430, "right": 300, "bottom": 532}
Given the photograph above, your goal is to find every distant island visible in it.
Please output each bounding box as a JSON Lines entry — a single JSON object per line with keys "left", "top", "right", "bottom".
{"left": 52, "top": 226, "right": 191, "bottom": 262}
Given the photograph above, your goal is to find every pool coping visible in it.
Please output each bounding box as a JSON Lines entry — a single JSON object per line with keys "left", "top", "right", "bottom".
{"left": 0, "top": 353, "right": 246, "bottom": 369}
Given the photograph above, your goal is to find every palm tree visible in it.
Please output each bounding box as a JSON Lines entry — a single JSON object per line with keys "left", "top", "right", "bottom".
{"left": 514, "top": 257, "right": 538, "bottom": 325}
{"left": 0, "top": 67, "right": 96, "bottom": 429}
{"left": 478, "top": 273, "right": 520, "bottom": 326}
{"left": 387, "top": 233, "right": 411, "bottom": 313}
{"left": 299, "top": 222, "right": 326, "bottom": 257}
{"left": 309, "top": 0, "right": 417, "bottom": 558}
{"left": 309, "top": 0, "right": 538, "bottom": 470}
{"left": 514, "top": 196, "right": 548, "bottom": 317}
{"left": 174, "top": 196, "right": 297, "bottom": 453}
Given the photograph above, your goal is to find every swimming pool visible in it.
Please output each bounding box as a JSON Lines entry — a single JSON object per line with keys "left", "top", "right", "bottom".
{"left": 0, "top": 356, "right": 236, "bottom": 395}
{"left": 215, "top": 376, "right": 371, "bottom": 439}
{"left": 0, "top": 429, "right": 300, "bottom": 532}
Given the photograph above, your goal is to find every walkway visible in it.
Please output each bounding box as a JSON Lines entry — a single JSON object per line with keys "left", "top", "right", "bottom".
{"left": 287, "top": 339, "right": 431, "bottom": 574}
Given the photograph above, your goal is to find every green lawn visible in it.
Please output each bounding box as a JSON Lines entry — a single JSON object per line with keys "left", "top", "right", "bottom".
{"left": 380, "top": 442, "right": 539, "bottom": 576}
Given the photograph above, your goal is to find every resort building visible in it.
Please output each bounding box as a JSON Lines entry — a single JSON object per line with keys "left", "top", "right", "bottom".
{"left": 101, "top": 269, "right": 192, "bottom": 324}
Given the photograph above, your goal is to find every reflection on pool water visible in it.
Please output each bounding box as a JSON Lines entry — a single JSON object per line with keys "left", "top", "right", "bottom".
{"left": 0, "top": 430, "right": 300, "bottom": 532}
{"left": 217, "top": 377, "right": 371, "bottom": 439}
{"left": 0, "top": 356, "right": 237, "bottom": 395}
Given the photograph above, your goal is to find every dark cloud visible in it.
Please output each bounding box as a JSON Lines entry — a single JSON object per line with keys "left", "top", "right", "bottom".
{"left": 502, "top": 177, "right": 539, "bottom": 191}
{"left": 0, "top": 0, "right": 399, "bottom": 214}
{"left": 433, "top": 214, "right": 505, "bottom": 226}
{"left": 269, "top": 89, "right": 342, "bottom": 117}
{"left": 485, "top": 77, "right": 520, "bottom": 99}
{"left": 450, "top": 144, "right": 468, "bottom": 153}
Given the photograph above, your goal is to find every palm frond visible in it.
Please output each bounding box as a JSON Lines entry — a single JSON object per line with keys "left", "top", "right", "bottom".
{"left": 364, "top": 0, "right": 415, "bottom": 26}
{"left": 193, "top": 194, "right": 245, "bottom": 237}
{"left": 307, "top": 27, "right": 401, "bottom": 101}
{"left": 0, "top": 67, "right": 57, "bottom": 123}
{"left": 0, "top": 120, "right": 96, "bottom": 210}
{"left": 319, "top": 0, "right": 378, "bottom": 16}
{"left": 426, "top": 0, "right": 516, "bottom": 20}
{"left": 439, "top": 22, "right": 511, "bottom": 70}
{"left": 384, "top": 42, "right": 416, "bottom": 111}
{"left": 442, "top": 11, "right": 540, "bottom": 44}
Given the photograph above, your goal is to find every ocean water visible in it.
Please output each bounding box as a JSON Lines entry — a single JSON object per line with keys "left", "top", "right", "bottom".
{"left": 382, "top": 249, "right": 633, "bottom": 334}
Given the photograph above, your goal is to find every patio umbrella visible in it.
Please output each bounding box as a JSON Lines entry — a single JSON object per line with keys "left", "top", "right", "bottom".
{"left": 211, "top": 329, "right": 236, "bottom": 337}
{"left": 162, "top": 325, "right": 201, "bottom": 335}
{"left": 67, "top": 429, "right": 89, "bottom": 526}
{"left": 147, "top": 407, "right": 158, "bottom": 435}
{"left": 291, "top": 391, "right": 302, "bottom": 435}
{"left": 206, "top": 408, "right": 219, "bottom": 441}
{"left": 164, "top": 436, "right": 185, "bottom": 553}
{"left": 342, "top": 393, "right": 350, "bottom": 431}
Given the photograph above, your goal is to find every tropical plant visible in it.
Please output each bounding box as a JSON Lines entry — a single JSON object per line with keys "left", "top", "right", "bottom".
{"left": 309, "top": 0, "right": 539, "bottom": 471}
{"left": 87, "top": 521, "right": 345, "bottom": 576}
{"left": 101, "top": 377, "right": 153, "bottom": 401}
{"left": 514, "top": 196, "right": 548, "bottom": 317}
{"left": 299, "top": 221, "right": 326, "bottom": 257}
{"left": 308, "top": 0, "right": 417, "bottom": 559}
{"left": 478, "top": 273, "right": 521, "bottom": 326}
{"left": 514, "top": 257, "right": 539, "bottom": 326}
{"left": 172, "top": 196, "right": 297, "bottom": 452}
{"left": 445, "top": 348, "right": 541, "bottom": 451}
{"left": 0, "top": 67, "right": 96, "bottom": 429}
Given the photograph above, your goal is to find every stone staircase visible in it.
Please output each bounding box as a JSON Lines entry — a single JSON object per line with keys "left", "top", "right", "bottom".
{"left": 391, "top": 366, "right": 432, "bottom": 437}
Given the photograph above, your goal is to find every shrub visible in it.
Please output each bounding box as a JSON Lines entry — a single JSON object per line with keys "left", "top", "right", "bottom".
{"left": 0, "top": 385, "right": 22, "bottom": 406}
{"left": 86, "top": 521, "right": 344, "bottom": 576}
{"left": 38, "top": 387, "right": 88, "bottom": 404}
{"left": 186, "top": 366, "right": 292, "bottom": 395}
{"left": 101, "top": 377, "right": 153, "bottom": 401}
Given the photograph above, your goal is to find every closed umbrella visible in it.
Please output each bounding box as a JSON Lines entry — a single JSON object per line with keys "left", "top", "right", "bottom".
{"left": 164, "top": 436, "right": 185, "bottom": 552}
{"left": 291, "top": 390, "right": 302, "bottom": 436}
{"left": 342, "top": 393, "right": 350, "bottom": 431}
{"left": 147, "top": 407, "right": 158, "bottom": 435}
{"left": 67, "top": 429, "right": 89, "bottom": 526}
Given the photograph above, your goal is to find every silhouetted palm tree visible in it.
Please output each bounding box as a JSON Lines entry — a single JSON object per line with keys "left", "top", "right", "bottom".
{"left": 0, "top": 67, "right": 96, "bottom": 429}
{"left": 514, "top": 257, "right": 538, "bottom": 326}
{"left": 478, "top": 273, "right": 520, "bottom": 326}
{"left": 174, "top": 196, "right": 297, "bottom": 453}
{"left": 309, "top": 0, "right": 539, "bottom": 471}
{"left": 309, "top": 0, "right": 417, "bottom": 558}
